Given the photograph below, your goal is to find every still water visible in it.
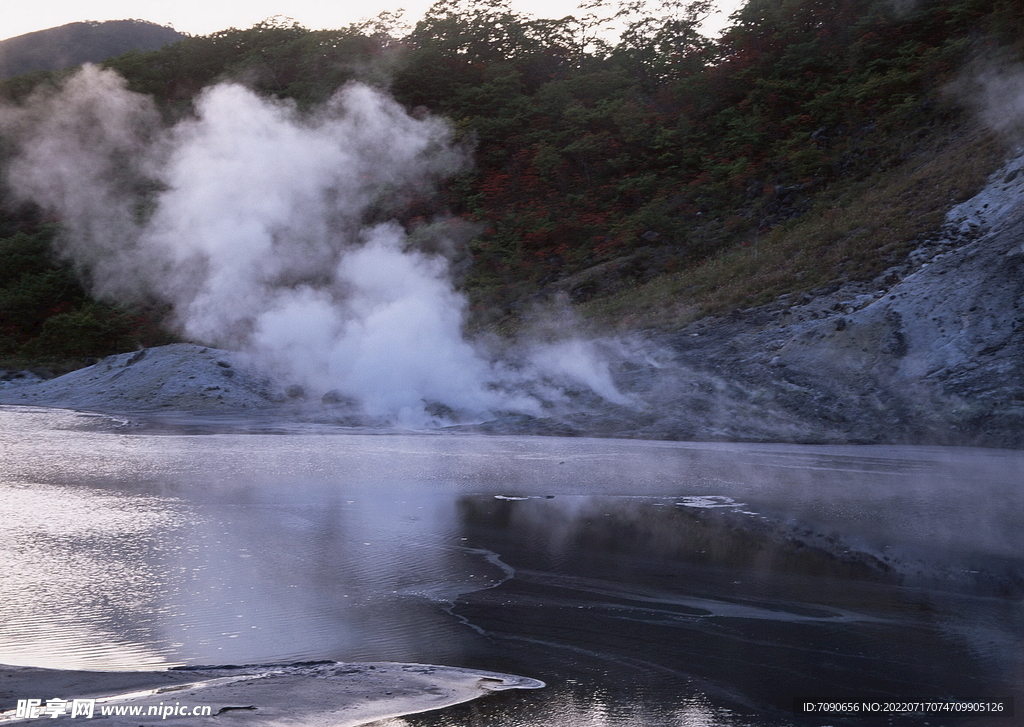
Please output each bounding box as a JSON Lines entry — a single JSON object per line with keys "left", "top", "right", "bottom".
{"left": 1, "top": 405, "right": 1022, "bottom": 725}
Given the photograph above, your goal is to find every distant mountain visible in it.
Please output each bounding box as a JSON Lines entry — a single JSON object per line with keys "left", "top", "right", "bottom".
{"left": 0, "top": 19, "right": 185, "bottom": 79}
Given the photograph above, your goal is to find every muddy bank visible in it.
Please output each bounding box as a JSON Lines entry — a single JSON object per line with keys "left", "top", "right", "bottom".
{"left": 0, "top": 662, "right": 543, "bottom": 725}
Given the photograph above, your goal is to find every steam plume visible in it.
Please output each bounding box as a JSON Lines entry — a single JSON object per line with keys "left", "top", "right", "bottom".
{"left": 973, "top": 63, "right": 1024, "bottom": 140}
{"left": 1, "top": 65, "right": 627, "bottom": 424}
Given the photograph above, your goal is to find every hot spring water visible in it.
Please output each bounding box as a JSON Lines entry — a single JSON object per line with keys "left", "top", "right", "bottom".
{"left": 1, "top": 406, "right": 1021, "bottom": 725}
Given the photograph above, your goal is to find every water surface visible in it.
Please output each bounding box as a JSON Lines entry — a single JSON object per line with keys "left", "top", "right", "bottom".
{"left": 1, "top": 406, "right": 1021, "bottom": 725}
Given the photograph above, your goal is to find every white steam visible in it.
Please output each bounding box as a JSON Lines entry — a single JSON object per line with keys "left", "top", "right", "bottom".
{"left": 973, "top": 64, "right": 1024, "bottom": 140}
{"left": 1, "top": 65, "right": 628, "bottom": 424}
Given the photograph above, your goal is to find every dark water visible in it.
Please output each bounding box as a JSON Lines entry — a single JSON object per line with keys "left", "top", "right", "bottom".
{"left": 1, "top": 406, "right": 1022, "bottom": 725}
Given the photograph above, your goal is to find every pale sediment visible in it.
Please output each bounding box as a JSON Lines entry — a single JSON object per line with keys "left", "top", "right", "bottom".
{"left": 0, "top": 345, "right": 279, "bottom": 413}
{"left": 0, "top": 661, "right": 544, "bottom": 725}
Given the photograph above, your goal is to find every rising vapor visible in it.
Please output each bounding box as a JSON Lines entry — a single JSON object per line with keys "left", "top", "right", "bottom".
{"left": 0, "top": 65, "right": 628, "bottom": 424}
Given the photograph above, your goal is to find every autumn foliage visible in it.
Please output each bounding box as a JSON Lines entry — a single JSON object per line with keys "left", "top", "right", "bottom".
{"left": 1, "top": 0, "right": 1021, "bottom": 362}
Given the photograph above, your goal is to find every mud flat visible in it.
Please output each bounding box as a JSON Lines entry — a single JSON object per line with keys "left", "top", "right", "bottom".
{"left": 0, "top": 662, "right": 544, "bottom": 725}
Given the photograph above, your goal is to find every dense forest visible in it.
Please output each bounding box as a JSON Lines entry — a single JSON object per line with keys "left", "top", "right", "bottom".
{"left": 1, "top": 0, "right": 1022, "bottom": 370}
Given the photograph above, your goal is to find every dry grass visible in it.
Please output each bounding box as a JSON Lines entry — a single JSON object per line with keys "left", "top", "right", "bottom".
{"left": 580, "top": 123, "right": 1008, "bottom": 331}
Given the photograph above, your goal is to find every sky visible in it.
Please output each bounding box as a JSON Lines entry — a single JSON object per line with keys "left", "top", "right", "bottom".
{"left": 1, "top": 0, "right": 746, "bottom": 42}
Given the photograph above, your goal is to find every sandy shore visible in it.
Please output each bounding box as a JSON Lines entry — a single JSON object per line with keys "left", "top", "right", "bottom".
{"left": 0, "top": 662, "right": 544, "bottom": 725}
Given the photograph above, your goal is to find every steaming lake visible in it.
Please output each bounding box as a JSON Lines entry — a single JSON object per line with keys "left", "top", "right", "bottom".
{"left": 1, "top": 405, "right": 1021, "bottom": 726}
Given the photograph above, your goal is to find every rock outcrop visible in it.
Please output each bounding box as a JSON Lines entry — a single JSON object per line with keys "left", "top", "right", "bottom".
{"left": 0, "top": 344, "right": 279, "bottom": 413}
{"left": 618, "top": 152, "right": 1024, "bottom": 446}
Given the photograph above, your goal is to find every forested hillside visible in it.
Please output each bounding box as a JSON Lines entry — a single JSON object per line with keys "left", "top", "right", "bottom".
{"left": 1, "top": 0, "right": 1022, "bottom": 369}
{"left": 0, "top": 20, "right": 184, "bottom": 79}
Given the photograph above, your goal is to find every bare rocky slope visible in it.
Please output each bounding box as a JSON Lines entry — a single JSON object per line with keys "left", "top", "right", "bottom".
{"left": 495, "top": 149, "right": 1024, "bottom": 447}
{"left": 611, "top": 151, "right": 1024, "bottom": 447}
{"left": 2, "top": 153, "right": 1023, "bottom": 446}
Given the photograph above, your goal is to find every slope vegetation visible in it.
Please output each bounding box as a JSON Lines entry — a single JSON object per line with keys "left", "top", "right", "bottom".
{"left": 0, "top": 0, "right": 1022, "bottom": 368}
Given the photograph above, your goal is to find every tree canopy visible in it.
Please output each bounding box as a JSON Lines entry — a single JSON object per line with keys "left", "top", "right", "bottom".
{"left": 1, "top": 0, "right": 1021, "bottom": 364}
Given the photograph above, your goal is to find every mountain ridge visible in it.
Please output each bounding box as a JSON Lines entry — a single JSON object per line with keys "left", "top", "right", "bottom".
{"left": 0, "top": 20, "right": 185, "bottom": 79}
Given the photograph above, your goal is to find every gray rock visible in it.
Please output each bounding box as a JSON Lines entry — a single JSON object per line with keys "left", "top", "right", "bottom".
{"left": 0, "top": 344, "right": 278, "bottom": 413}
{"left": 601, "top": 151, "right": 1024, "bottom": 446}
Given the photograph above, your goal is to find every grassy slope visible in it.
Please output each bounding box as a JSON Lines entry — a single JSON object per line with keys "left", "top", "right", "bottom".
{"left": 577, "top": 121, "right": 1008, "bottom": 331}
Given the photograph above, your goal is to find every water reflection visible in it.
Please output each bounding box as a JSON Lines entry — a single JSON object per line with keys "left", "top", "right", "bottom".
{"left": 448, "top": 493, "right": 1023, "bottom": 723}
{"left": 0, "top": 406, "right": 1021, "bottom": 724}
{"left": 0, "top": 480, "right": 185, "bottom": 669}
{"left": 388, "top": 686, "right": 748, "bottom": 726}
